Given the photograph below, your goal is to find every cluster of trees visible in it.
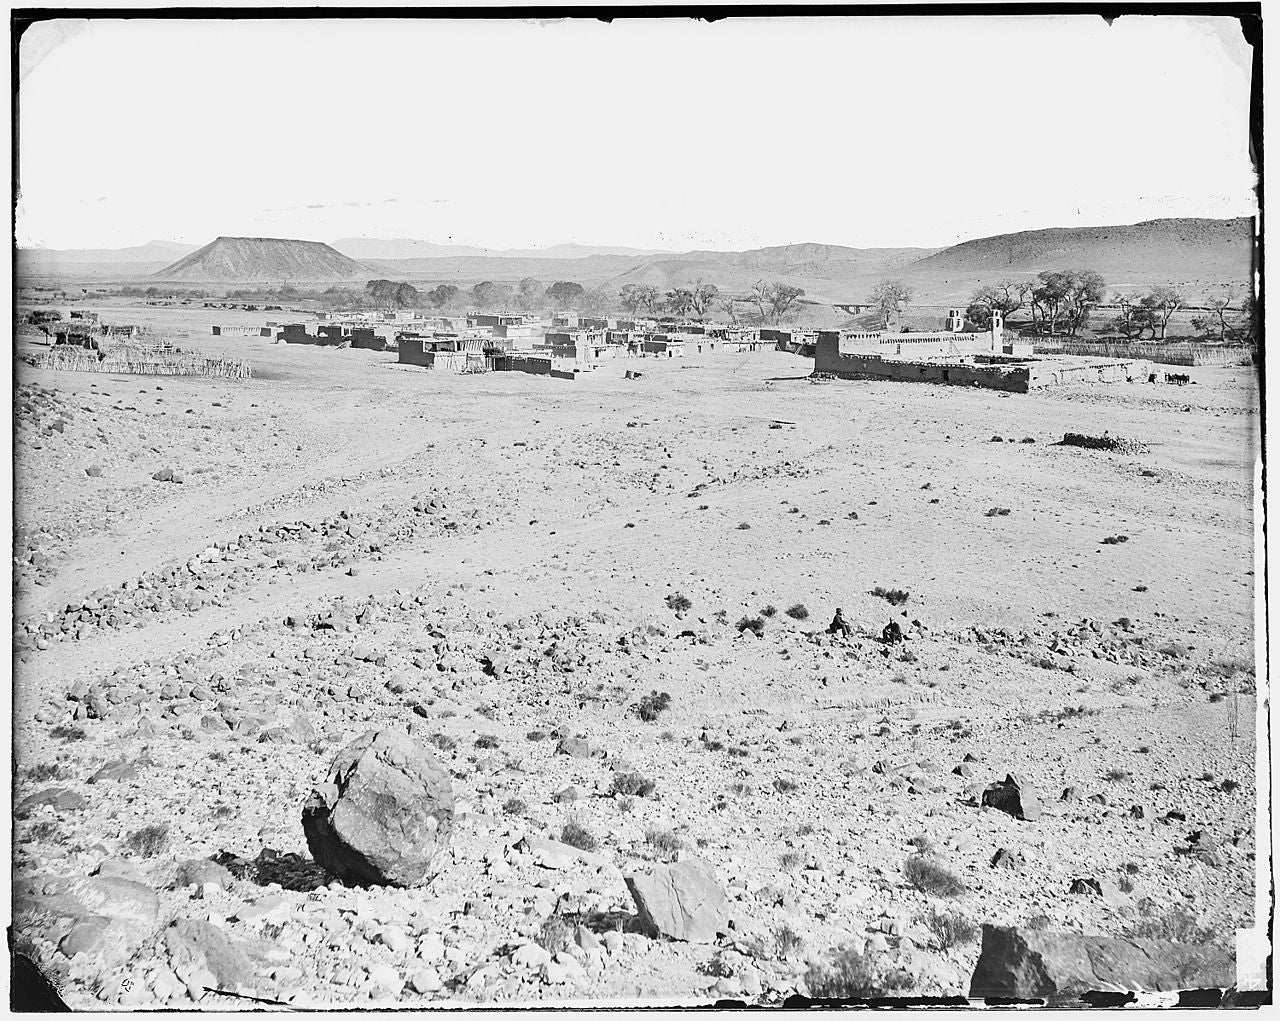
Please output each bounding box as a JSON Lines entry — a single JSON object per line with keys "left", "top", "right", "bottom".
{"left": 963, "top": 271, "right": 1107, "bottom": 337}
{"left": 366, "top": 279, "right": 420, "bottom": 308}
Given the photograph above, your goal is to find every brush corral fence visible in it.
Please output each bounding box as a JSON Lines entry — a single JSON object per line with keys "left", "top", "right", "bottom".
{"left": 26, "top": 341, "right": 253, "bottom": 379}
{"left": 1028, "top": 338, "right": 1254, "bottom": 367}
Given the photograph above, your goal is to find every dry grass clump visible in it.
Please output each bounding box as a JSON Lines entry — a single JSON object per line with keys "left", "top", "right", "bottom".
{"left": 805, "top": 946, "right": 913, "bottom": 999}
{"left": 1122, "top": 902, "right": 1224, "bottom": 946}
{"left": 785, "top": 603, "right": 810, "bottom": 621}
{"left": 22, "top": 762, "right": 62, "bottom": 783}
{"left": 645, "top": 828, "right": 682, "bottom": 856}
{"left": 474, "top": 734, "right": 499, "bottom": 749}
{"left": 1101, "top": 534, "right": 1130, "bottom": 545}
{"left": 49, "top": 725, "right": 85, "bottom": 742}
{"left": 502, "top": 798, "right": 527, "bottom": 816}
{"left": 925, "top": 908, "right": 980, "bottom": 949}
{"left": 985, "top": 507, "right": 1013, "bottom": 517}
{"left": 538, "top": 915, "right": 576, "bottom": 954}
{"left": 428, "top": 732, "right": 457, "bottom": 752}
{"left": 870, "top": 586, "right": 910, "bottom": 605}
{"left": 736, "top": 616, "right": 766, "bottom": 637}
{"left": 635, "top": 690, "right": 672, "bottom": 722}
{"left": 560, "top": 820, "right": 598, "bottom": 851}
{"left": 903, "top": 854, "right": 966, "bottom": 897}
{"left": 611, "top": 771, "right": 656, "bottom": 797}
{"left": 773, "top": 777, "right": 799, "bottom": 794}
{"left": 125, "top": 823, "right": 170, "bottom": 858}
{"left": 761, "top": 604, "right": 778, "bottom": 617}
{"left": 665, "top": 592, "right": 692, "bottom": 612}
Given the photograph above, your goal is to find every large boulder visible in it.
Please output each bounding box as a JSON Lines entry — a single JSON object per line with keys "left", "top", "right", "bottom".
{"left": 302, "top": 729, "right": 454, "bottom": 887}
{"left": 624, "top": 858, "right": 732, "bottom": 943}
{"left": 969, "top": 924, "right": 1234, "bottom": 1001}
{"left": 981, "top": 774, "right": 1042, "bottom": 821}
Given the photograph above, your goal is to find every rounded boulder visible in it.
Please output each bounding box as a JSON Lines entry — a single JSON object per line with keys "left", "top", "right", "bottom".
{"left": 302, "top": 729, "right": 454, "bottom": 887}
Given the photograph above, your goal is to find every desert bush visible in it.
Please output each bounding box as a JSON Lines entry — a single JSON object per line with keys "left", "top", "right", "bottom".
{"left": 903, "top": 855, "right": 966, "bottom": 897}
{"left": 125, "top": 824, "right": 170, "bottom": 858}
{"left": 1103, "top": 769, "right": 1130, "bottom": 783}
{"left": 503, "top": 798, "right": 527, "bottom": 816}
{"left": 779, "top": 851, "right": 803, "bottom": 871}
{"left": 428, "top": 733, "right": 456, "bottom": 752}
{"left": 1101, "top": 534, "right": 1130, "bottom": 545}
{"left": 665, "top": 592, "right": 692, "bottom": 613}
{"left": 773, "top": 777, "right": 798, "bottom": 793}
{"left": 729, "top": 781, "right": 752, "bottom": 796}
{"left": 870, "top": 586, "right": 909, "bottom": 605}
{"left": 24, "top": 820, "right": 61, "bottom": 843}
{"left": 985, "top": 507, "right": 1012, "bottom": 517}
{"left": 560, "top": 820, "right": 598, "bottom": 851}
{"left": 636, "top": 690, "right": 672, "bottom": 722}
{"left": 21, "top": 762, "right": 62, "bottom": 783}
{"left": 926, "top": 908, "right": 980, "bottom": 949}
{"left": 49, "top": 725, "right": 85, "bottom": 741}
{"left": 526, "top": 730, "right": 546, "bottom": 742}
{"left": 805, "top": 946, "right": 912, "bottom": 999}
{"left": 1123, "top": 903, "right": 1223, "bottom": 946}
{"left": 736, "top": 522, "right": 752, "bottom": 530}
{"left": 702, "top": 738, "right": 725, "bottom": 752}
{"left": 611, "top": 771, "right": 656, "bottom": 797}
{"left": 1220, "top": 779, "right": 1240, "bottom": 793}
{"left": 761, "top": 604, "right": 778, "bottom": 617}
{"left": 538, "top": 915, "right": 576, "bottom": 954}
{"left": 645, "top": 828, "right": 682, "bottom": 856}
{"left": 1118, "top": 876, "right": 1135, "bottom": 893}
{"left": 1026, "top": 914, "right": 1053, "bottom": 930}
{"left": 785, "top": 603, "right": 810, "bottom": 621}
{"left": 475, "top": 734, "right": 499, "bottom": 749}
{"left": 736, "top": 616, "right": 766, "bottom": 636}
{"left": 908, "top": 834, "right": 935, "bottom": 854}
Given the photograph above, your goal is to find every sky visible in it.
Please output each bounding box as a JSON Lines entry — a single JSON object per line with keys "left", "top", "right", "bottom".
{"left": 16, "top": 14, "right": 1258, "bottom": 253}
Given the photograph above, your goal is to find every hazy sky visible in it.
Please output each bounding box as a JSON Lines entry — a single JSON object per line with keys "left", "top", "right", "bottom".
{"left": 17, "top": 14, "right": 1257, "bottom": 252}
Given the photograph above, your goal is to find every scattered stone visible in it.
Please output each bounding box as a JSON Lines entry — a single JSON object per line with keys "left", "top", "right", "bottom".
{"left": 18, "top": 787, "right": 86, "bottom": 814}
{"left": 302, "top": 728, "right": 454, "bottom": 887}
{"left": 969, "top": 924, "right": 1232, "bottom": 1000}
{"left": 624, "top": 858, "right": 732, "bottom": 943}
{"left": 981, "top": 774, "right": 1042, "bottom": 821}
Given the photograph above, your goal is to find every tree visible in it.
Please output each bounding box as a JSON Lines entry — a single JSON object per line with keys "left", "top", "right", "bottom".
{"left": 966, "top": 279, "right": 1028, "bottom": 329}
{"left": 427, "top": 284, "right": 460, "bottom": 309}
{"left": 1203, "top": 288, "right": 1236, "bottom": 343}
{"left": 869, "top": 280, "right": 914, "bottom": 328}
{"left": 1144, "top": 285, "right": 1182, "bottom": 341}
{"left": 1062, "top": 270, "right": 1106, "bottom": 336}
{"left": 619, "top": 283, "right": 661, "bottom": 316}
{"left": 580, "top": 284, "right": 615, "bottom": 315}
{"left": 749, "top": 280, "right": 806, "bottom": 325}
{"left": 718, "top": 292, "right": 741, "bottom": 324}
{"left": 690, "top": 280, "right": 719, "bottom": 319}
{"left": 546, "top": 280, "right": 585, "bottom": 309}
{"left": 516, "top": 277, "right": 545, "bottom": 311}
{"left": 366, "top": 279, "right": 420, "bottom": 308}
{"left": 665, "top": 287, "right": 695, "bottom": 318}
{"left": 471, "top": 280, "right": 512, "bottom": 308}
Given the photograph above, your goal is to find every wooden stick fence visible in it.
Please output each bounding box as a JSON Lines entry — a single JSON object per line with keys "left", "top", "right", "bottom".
{"left": 28, "top": 347, "right": 253, "bottom": 378}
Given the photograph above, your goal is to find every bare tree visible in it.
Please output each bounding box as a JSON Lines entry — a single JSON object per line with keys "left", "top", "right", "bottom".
{"left": 869, "top": 280, "right": 913, "bottom": 328}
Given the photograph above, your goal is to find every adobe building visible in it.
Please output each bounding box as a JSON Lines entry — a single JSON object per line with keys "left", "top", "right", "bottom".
{"left": 813, "top": 310, "right": 1147, "bottom": 392}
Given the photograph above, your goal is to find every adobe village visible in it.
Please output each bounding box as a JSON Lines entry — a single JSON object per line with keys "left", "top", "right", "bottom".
{"left": 11, "top": 214, "right": 1262, "bottom": 1008}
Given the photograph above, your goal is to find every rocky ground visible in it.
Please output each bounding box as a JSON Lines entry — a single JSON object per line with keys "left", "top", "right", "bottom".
{"left": 10, "top": 306, "right": 1263, "bottom": 1007}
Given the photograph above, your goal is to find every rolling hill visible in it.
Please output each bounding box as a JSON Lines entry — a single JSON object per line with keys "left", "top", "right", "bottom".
{"left": 153, "top": 237, "right": 373, "bottom": 282}
{"left": 895, "top": 217, "right": 1256, "bottom": 300}
{"left": 19, "top": 240, "right": 198, "bottom": 278}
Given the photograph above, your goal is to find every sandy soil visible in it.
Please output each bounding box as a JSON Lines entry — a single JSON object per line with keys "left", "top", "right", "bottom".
{"left": 10, "top": 301, "right": 1263, "bottom": 1007}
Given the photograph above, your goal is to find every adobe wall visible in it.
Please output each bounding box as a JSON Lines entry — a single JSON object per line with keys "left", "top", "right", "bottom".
{"left": 813, "top": 333, "right": 1030, "bottom": 392}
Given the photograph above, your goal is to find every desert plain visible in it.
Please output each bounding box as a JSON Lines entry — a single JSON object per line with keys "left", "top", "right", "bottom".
{"left": 9, "top": 301, "right": 1264, "bottom": 1007}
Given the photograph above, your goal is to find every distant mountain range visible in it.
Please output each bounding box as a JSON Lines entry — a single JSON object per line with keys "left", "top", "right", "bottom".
{"left": 332, "top": 238, "right": 667, "bottom": 260}
{"left": 16, "top": 217, "right": 1255, "bottom": 301}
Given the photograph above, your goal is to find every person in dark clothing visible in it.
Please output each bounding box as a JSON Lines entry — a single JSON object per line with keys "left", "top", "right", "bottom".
{"left": 827, "top": 607, "right": 852, "bottom": 638}
{"left": 882, "top": 619, "right": 903, "bottom": 644}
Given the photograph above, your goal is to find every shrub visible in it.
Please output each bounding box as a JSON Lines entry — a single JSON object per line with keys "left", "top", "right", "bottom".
{"left": 702, "top": 738, "right": 725, "bottom": 752}
{"left": 22, "top": 762, "right": 62, "bottom": 783}
{"left": 908, "top": 834, "right": 934, "bottom": 854}
{"left": 773, "top": 777, "right": 798, "bottom": 794}
{"left": 560, "top": 820, "right": 598, "bottom": 851}
{"left": 1220, "top": 779, "right": 1240, "bottom": 793}
{"left": 538, "top": 915, "right": 576, "bottom": 955}
{"left": 870, "top": 586, "right": 909, "bottom": 606}
{"left": 475, "top": 734, "right": 499, "bottom": 749}
{"left": 526, "top": 730, "right": 546, "bottom": 742}
{"left": 726, "top": 745, "right": 750, "bottom": 758}
{"left": 985, "top": 507, "right": 1012, "bottom": 517}
{"left": 1021, "top": 437, "right": 1036, "bottom": 443}
{"left": 24, "top": 820, "right": 60, "bottom": 843}
{"left": 645, "top": 829, "right": 682, "bottom": 856}
{"left": 736, "top": 522, "right": 752, "bottom": 530}
{"left": 903, "top": 855, "right": 966, "bottom": 897}
{"left": 1101, "top": 534, "right": 1130, "bottom": 545}
{"left": 126, "top": 824, "right": 170, "bottom": 858}
{"left": 50, "top": 725, "right": 85, "bottom": 741}
{"left": 1123, "top": 903, "right": 1222, "bottom": 946}
{"left": 636, "top": 691, "right": 672, "bottom": 722}
{"left": 503, "top": 798, "right": 527, "bottom": 816}
{"left": 926, "top": 908, "right": 979, "bottom": 949}
{"left": 1026, "top": 914, "right": 1053, "bottom": 930}
{"left": 761, "top": 604, "right": 778, "bottom": 618}
{"left": 736, "top": 616, "right": 766, "bottom": 637}
{"left": 779, "top": 851, "right": 803, "bottom": 871}
{"left": 1103, "top": 769, "right": 1130, "bottom": 783}
{"left": 805, "top": 946, "right": 912, "bottom": 999}
{"left": 785, "top": 603, "right": 810, "bottom": 621}
{"left": 665, "top": 592, "right": 692, "bottom": 613}
{"left": 1118, "top": 876, "right": 1135, "bottom": 893}
{"left": 611, "top": 771, "right": 656, "bottom": 797}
